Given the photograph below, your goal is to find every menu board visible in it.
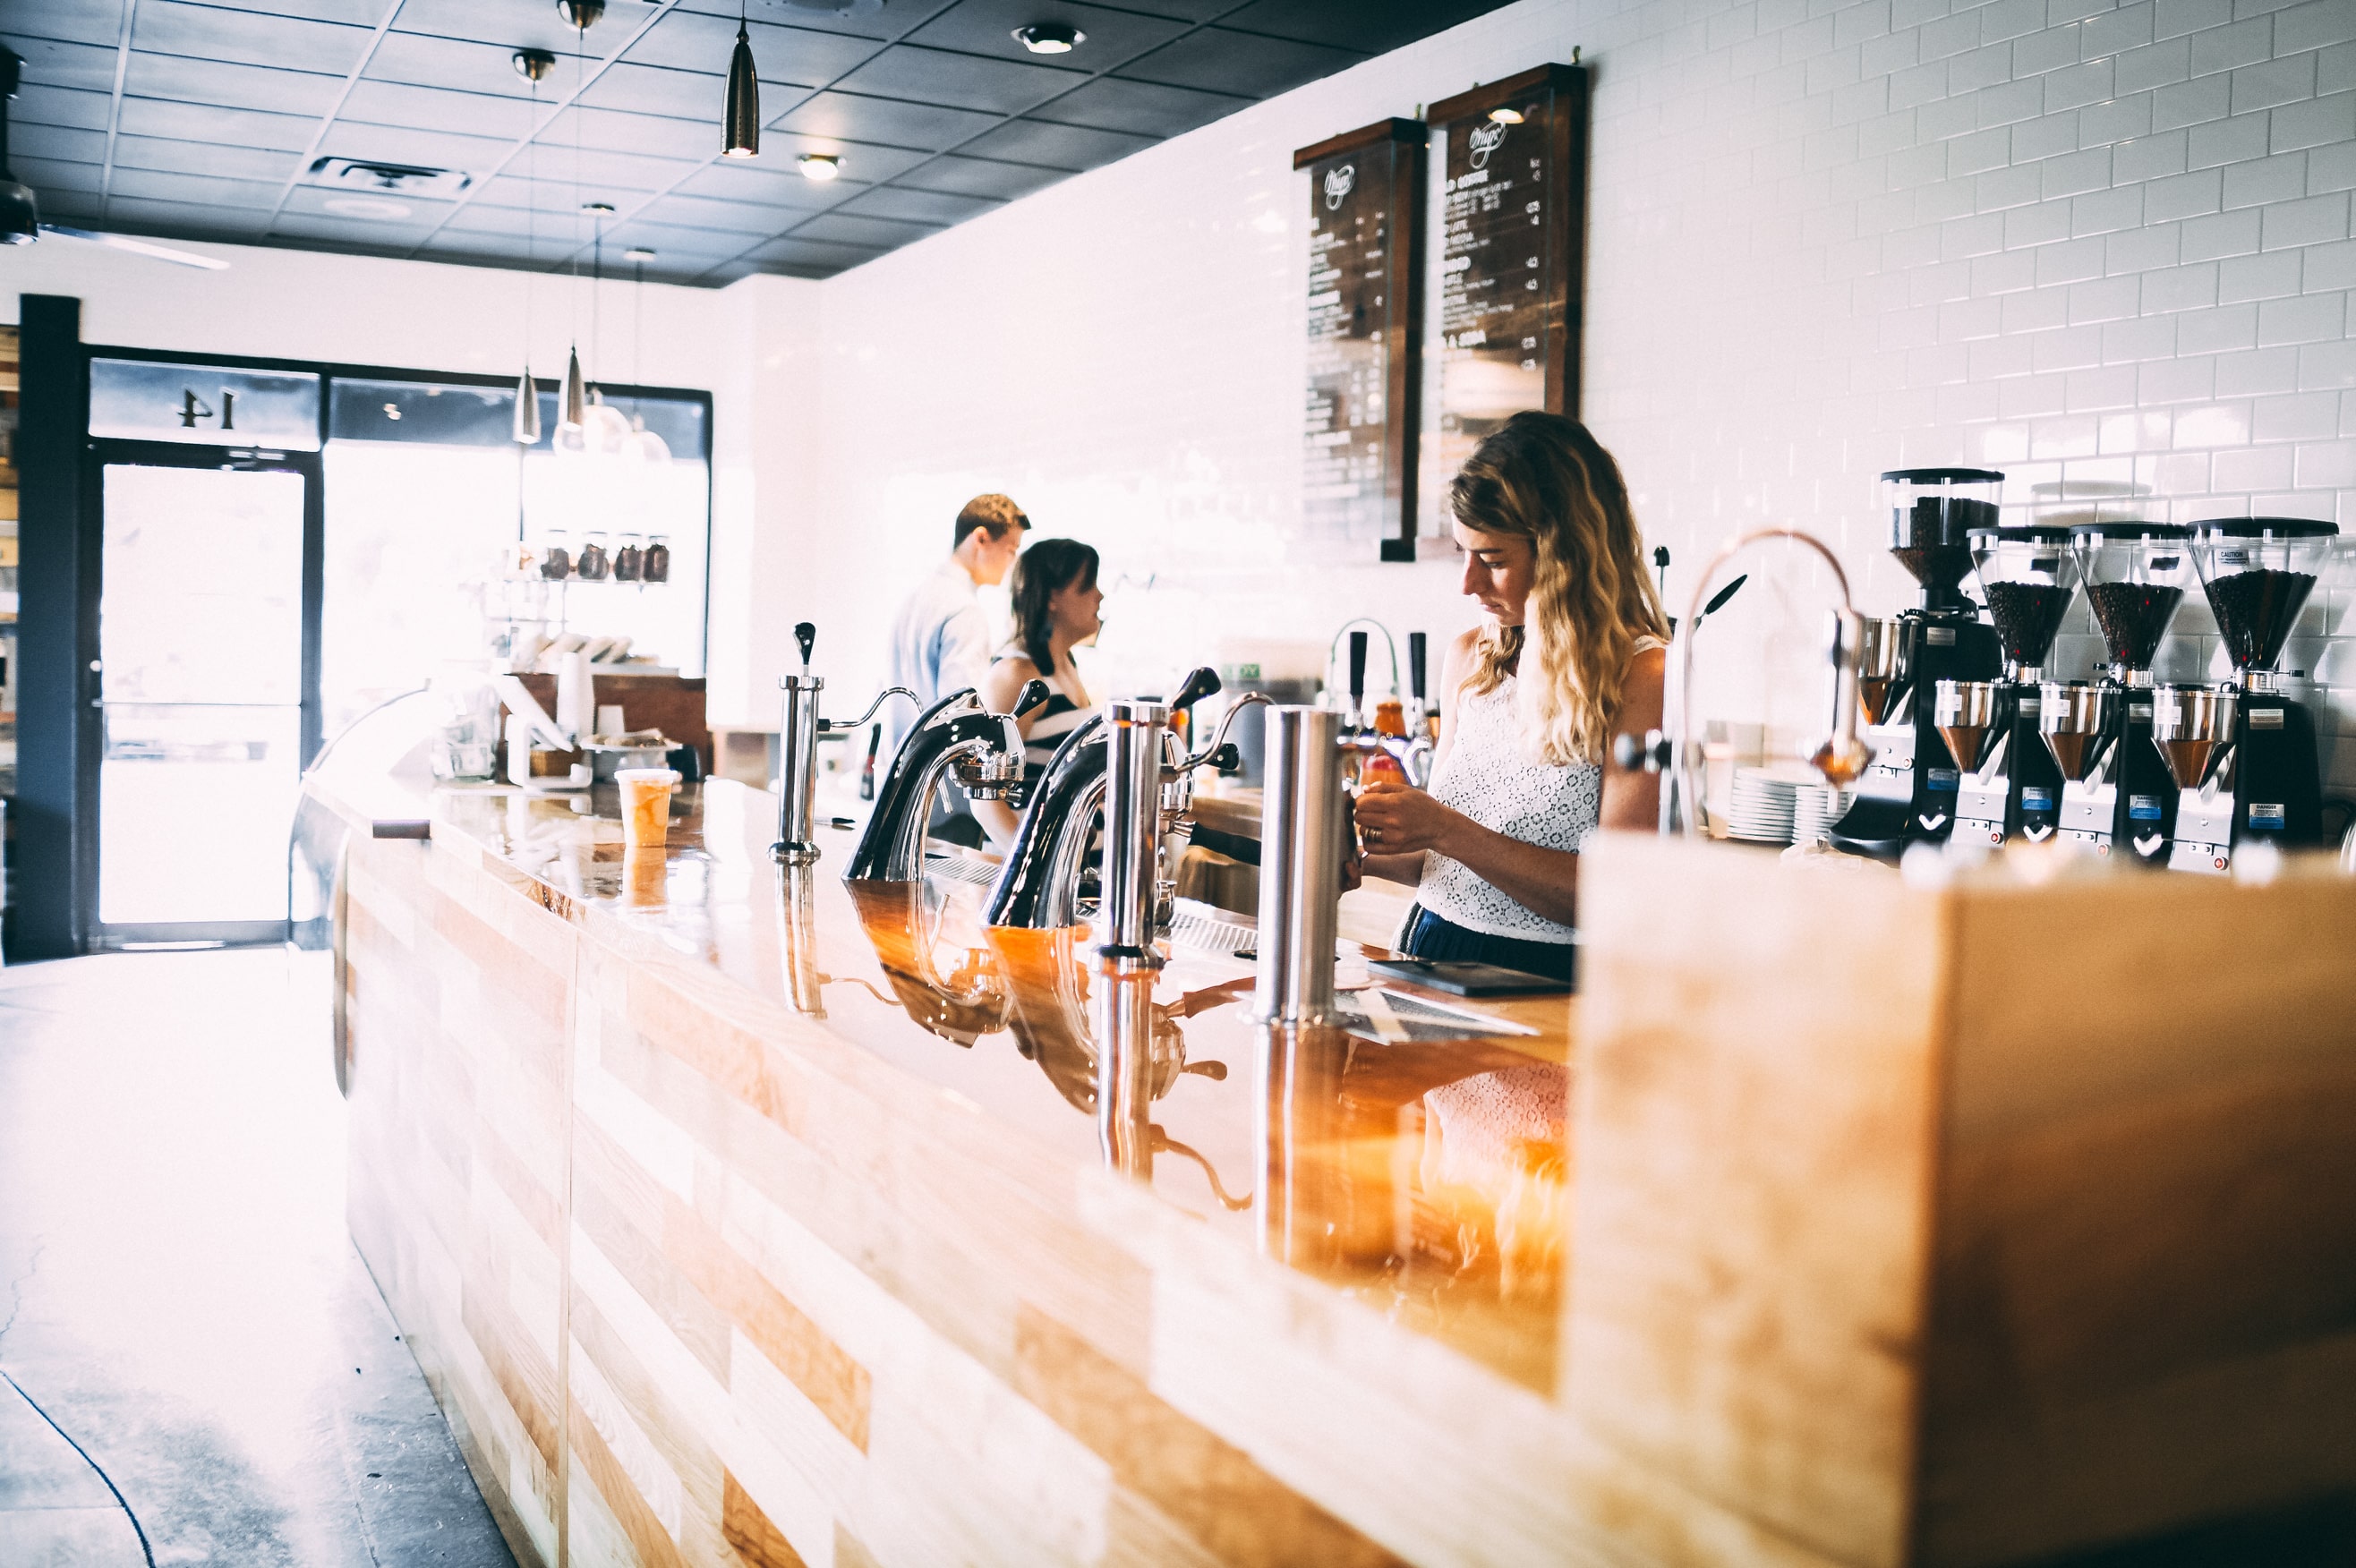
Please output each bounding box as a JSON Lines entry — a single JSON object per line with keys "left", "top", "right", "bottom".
{"left": 1421, "top": 64, "right": 1588, "bottom": 536}
{"left": 1293, "top": 118, "right": 1426, "bottom": 562}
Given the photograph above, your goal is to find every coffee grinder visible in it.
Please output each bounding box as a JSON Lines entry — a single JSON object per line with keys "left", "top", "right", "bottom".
{"left": 1830, "top": 468, "right": 2006, "bottom": 858}
{"left": 2039, "top": 523, "right": 2193, "bottom": 863}
{"left": 1941, "top": 524, "right": 2078, "bottom": 845}
{"left": 2164, "top": 518, "right": 2338, "bottom": 873}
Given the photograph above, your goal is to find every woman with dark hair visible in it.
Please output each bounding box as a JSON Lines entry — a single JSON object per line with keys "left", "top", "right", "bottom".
{"left": 1350, "top": 413, "right": 1669, "bottom": 982}
{"left": 976, "top": 537, "right": 1103, "bottom": 845}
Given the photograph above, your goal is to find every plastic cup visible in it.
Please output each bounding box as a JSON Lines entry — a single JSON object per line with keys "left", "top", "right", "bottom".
{"left": 616, "top": 767, "right": 680, "bottom": 848}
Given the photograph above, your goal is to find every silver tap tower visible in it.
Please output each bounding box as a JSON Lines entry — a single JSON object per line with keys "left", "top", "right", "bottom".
{"left": 1097, "top": 698, "right": 1169, "bottom": 964}
{"left": 1250, "top": 706, "right": 1344, "bottom": 1025}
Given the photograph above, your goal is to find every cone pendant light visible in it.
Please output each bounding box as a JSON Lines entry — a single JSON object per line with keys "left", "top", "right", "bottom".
{"left": 561, "top": 344, "right": 587, "bottom": 429}
{"left": 723, "top": 1, "right": 759, "bottom": 158}
{"left": 510, "top": 47, "right": 555, "bottom": 446}
{"left": 512, "top": 365, "right": 542, "bottom": 444}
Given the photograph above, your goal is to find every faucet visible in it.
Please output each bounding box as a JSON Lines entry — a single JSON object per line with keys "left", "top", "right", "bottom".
{"left": 773, "top": 621, "right": 918, "bottom": 865}
{"left": 1324, "top": 618, "right": 1399, "bottom": 726}
{"left": 843, "top": 678, "right": 1049, "bottom": 882}
{"left": 986, "top": 667, "right": 1256, "bottom": 937}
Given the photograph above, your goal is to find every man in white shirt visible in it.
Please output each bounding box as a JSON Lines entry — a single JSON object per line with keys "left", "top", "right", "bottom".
{"left": 882, "top": 494, "right": 1029, "bottom": 840}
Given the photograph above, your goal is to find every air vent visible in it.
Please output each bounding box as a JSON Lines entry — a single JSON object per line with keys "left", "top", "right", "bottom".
{"left": 306, "top": 158, "right": 473, "bottom": 200}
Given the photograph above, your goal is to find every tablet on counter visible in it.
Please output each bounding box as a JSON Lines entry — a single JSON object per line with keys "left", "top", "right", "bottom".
{"left": 1363, "top": 958, "right": 1573, "bottom": 997}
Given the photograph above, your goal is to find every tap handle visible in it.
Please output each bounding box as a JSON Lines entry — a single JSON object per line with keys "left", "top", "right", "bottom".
{"left": 1407, "top": 631, "right": 1427, "bottom": 702}
{"left": 1010, "top": 677, "right": 1053, "bottom": 719}
{"left": 1348, "top": 631, "right": 1368, "bottom": 713}
{"left": 1170, "top": 665, "right": 1221, "bottom": 713}
{"left": 793, "top": 621, "right": 816, "bottom": 671}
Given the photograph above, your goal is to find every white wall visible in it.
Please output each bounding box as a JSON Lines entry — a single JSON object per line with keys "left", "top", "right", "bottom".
{"left": 781, "top": 0, "right": 2356, "bottom": 788}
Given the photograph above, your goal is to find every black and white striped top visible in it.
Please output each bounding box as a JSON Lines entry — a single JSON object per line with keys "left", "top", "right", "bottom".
{"left": 993, "top": 652, "right": 1089, "bottom": 777}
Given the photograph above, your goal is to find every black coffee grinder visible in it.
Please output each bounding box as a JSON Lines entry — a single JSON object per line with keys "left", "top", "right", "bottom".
{"left": 2038, "top": 523, "right": 2194, "bottom": 864}
{"left": 1942, "top": 524, "right": 2077, "bottom": 846}
{"left": 1831, "top": 468, "right": 2006, "bottom": 859}
{"left": 2164, "top": 517, "right": 2338, "bottom": 873}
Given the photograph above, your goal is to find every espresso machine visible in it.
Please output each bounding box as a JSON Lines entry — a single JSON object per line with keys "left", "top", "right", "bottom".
{"left": 2162, "top": 518, "right": 2338, "bottom": 873}
{"left": 1830, "top": 468, "right": 2006, "bottom": 858}
{"left": 1941, "top": 524, "right": 2077, "bottom": 845}
{"left": 2038, "top": 523, "right": 2193, "bottom": 864}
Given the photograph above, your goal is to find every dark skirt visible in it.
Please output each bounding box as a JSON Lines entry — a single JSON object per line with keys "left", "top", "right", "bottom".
{"left": 1399, "top": 903, "right": 1578, "bottom": 985}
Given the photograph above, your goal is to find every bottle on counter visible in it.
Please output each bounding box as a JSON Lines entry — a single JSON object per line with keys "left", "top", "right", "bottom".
{"left": 858, "top": 723, "right": 880, "bottom": 801}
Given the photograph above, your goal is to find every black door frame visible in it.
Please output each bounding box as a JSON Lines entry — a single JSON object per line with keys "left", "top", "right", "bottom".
{"left": 82, "top": 439, "right": 324, "bottom": 950}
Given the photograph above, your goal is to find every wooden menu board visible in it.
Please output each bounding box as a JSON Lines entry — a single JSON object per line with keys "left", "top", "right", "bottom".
{"left": 1421, "top": 64, "right": 1589, "bottom": 532}
{"left": 1293, "top": 117, "right": 1427, "bottom": 562}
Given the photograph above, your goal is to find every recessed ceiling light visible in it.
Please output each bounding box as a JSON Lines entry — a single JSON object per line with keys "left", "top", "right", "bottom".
{"left": 798, "top": 154, "right": 841, "bottom": 181}
{"left": 1488, "top": 106, "right": 1525, "bottom": 124}
{"left": 623, "top": 246, "right": 656, "bottom": 261}
{"left": 582, "top": 201, "right": 616, "bottom": 216}
{"left": 321, "top": 194, "right": 412, "bottom": 220}
{"left": 1013, "top": 21, "right": 1083, "bottom": 54}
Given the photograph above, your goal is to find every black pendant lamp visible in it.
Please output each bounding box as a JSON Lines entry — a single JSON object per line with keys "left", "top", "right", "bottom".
{"left": 723, "top": 2, "right": 759, "bottom": 158}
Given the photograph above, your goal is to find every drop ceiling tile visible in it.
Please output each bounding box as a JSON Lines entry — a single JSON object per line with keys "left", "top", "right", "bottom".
{"left": 281, "top": 183, "right": 458, "bottom": 227}
{"left": 1066, "top": 0, "right": 1230, "bottom": 18}
{"left": 896, "top": 153, "right": 1066, "bottom": 200}
{"left": 364, "top": 32, "right": 557, "bottom": 100}
{"left": 631, "top": 192, "right": 790, "bottom": 236}
{"left": 834, "top": 183, "right": 999, "bottom": 225}
{"left": 11, "top": 83, "right": 114, "bottom": 131}
{"left": 200, "top": 0, "right": 384, "bottom": 24}
{"left": 904, "top": 0, "right": 1190, "bottom": 64}
{"left": 11, "top": 37, "right": 122, "bottom": 93}
{"left": 270, "top": 211, "right": 441, "bottom": 247}
{"left": 131, "top": 3, "right": 375, "bottom": 75}
{"left": 32, "top": 189, "right": 106, "bottom": 220}
{"left": 766, "top": 89, "right": 996, "bottom": 152}
{"left": 600, "top": 220, "right": 755, "bottom": 260}
{"left": 469, "top": 150, "right": 698, "bottom": 207}
{"left": 338, "top": 80, "right": 542, "bottom": 141}
{"left": 955, "top": 115, "right": 1149, "bottom": 171}
{"left": 13, "top": 122, "right": 108, "bottom": 164}
{"left": 115, "top": 97, "right": 321, "bottom": 152}
{"left": 123, "top": 53, "right": 349, "bottom": 116}
{"left": 577, "top": 62, "right": 724, "bottom": 120}
{"left": 670, "top": 160, "right": 847, "bottom": 211}
{"left": 744, "top": 234, "right": 888, "bottom": 268}
{"left": 542, "top": 105, "right": 721, "bottom": 163}
{"left": 1231, "top": 0, "right": 1513, "bottom": 51}
{"left": 701, "top": 259, "right": 767, "bottom": 282}
{"left": 1026, "top": 75, "right": 1246, "bottom": 139}
{"left": 17, "top": 156, "right": 107, "bottom": 193}
{"left": 733, "top": 132, "right": 929, "bottom": 183}
{"left": 96, "top": 197, "right": 269, "bottom": 236}
{"left": 315, "top": 122, "right": 516, "bottom": 175}
{"left": 785, "top": 209, "right": 941, "bottom": 249}
{"left": 391, "top": 0, "right": 646, "bottom": 57}
{"left": 112, "top": 136, "right": 303, "bottom": 183}
{"left": 623, "top": 11, "right": 879, "bottom": 87}
{"left": 0, "top": 0, "right": 120, "bottom": 47}
{"left": 831, "top": 44, "right": 1084, "bottom": 116}
{"left": 109, "top": 166, "right": 286, "bottom": 209}
{"left": 668, "top": 0, "right": 909, "bottom": 44}
{"left": 1115, "top": 27, "right": 1360, "bottom": 98}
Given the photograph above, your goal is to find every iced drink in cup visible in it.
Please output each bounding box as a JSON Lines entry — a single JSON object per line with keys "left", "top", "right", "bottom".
{"left": 617, "top": 767, "right": 680, "bottom": 848}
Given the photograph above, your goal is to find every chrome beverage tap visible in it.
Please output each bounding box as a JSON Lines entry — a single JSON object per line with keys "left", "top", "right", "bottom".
{"left": 986, "top": 668, "right": 1258, "bottom": 934}
{"left": 773, "top": 621, "right": 918, "bottom": 865}
{"left": 842, "top": 677, "right": 1050, "bottom": 882}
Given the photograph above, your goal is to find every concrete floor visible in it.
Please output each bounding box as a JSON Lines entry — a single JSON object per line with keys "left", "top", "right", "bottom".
{"left": 0, "top": 949, "right": 515, "bottom": 1568}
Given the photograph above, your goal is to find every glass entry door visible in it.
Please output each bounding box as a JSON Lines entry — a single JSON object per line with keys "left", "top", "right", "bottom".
{"left": 94, "top": 451, "right": 320, "bottom": 945}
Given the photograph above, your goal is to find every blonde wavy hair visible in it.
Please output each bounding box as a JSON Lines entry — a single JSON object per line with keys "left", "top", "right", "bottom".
{"left": 1450, "top": 413, "right": 1670, "bottom": 765}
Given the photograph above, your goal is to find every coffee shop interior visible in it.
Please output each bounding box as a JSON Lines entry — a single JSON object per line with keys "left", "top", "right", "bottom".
{"left": 4, "top": 0, "right": 2356, "bottom": 1563}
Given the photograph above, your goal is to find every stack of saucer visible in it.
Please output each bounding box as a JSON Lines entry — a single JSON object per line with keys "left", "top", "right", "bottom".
{"left": 1726, "top": 767, "right": 1802, "bottom": 843}
{"left": 1789, "top": 783, "right": 1853, "bottom": 847}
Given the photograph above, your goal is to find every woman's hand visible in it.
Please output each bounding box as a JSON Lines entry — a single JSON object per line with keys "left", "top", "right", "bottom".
{"left": 1353, "top": 778, "right": 1460, "bottom": 858}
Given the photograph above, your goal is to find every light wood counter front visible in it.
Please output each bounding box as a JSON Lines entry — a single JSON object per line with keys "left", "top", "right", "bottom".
{"left": 318, "top": 775, "right": 2356, "bottom": 1568}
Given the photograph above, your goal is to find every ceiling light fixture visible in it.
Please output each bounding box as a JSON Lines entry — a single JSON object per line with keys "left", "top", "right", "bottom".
{"left": 555, "top": 0, "right": 603, "bottom": 27}
{"left": 559, "top": 9, "right": 590, "bottom": 442}
{"left": 1488, "top": 106, "right": 1525, "bottom": 124}
{"left": 512, "top": 49, "right": 551, "bottom": 446}
{"left": 798, "top": 154, "right": 840, "bottom": 181}
{"left": 622, "top": 246, "right": 655, "bottom": 261}
{"left": 321, "top": 194, "right": 412, "bottom": 220}
{"left": 723, "top": 0, "right": 760, "bottom": 158}
{"left": 1013, "top": 21, "right": 1083, "bottom": 54}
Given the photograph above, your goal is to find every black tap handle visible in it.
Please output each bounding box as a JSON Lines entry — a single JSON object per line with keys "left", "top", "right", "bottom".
{"left": 1407, "top": 631, "right": 1427, "bottom": 702}
{"left": 1348, "top": 631, "right": 1368, "bottom": 707}
{"left": 793, "top": 621, "right": 815, "bottom": 669}
{"left": 1170, "top": 665, "right": 1221, "bottom": 713}
{"left": 1010, "top": 677, "right": 1053, "bottom": 718}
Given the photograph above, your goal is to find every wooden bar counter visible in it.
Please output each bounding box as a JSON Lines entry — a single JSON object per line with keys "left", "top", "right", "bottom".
{"left": 312, "top": 774, "right": 2356, "bottom": 1568}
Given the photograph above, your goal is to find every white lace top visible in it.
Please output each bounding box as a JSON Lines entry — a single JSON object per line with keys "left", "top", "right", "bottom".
{"left": 1413, "top": 671, "right": 1599, "bottom": 943}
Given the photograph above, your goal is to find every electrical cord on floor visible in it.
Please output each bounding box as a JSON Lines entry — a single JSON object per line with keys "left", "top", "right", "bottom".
{"left": 0, "top": 1367, "right": 158, "bottom": 1568}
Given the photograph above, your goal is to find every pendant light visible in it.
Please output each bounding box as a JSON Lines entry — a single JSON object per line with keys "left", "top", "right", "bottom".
{"left": 510, "top": 48, "right": 555, "bottom": 446}
{"left": 723, "top": 0, "right": 759, "bottom": 158}
{"left": 621, "top": 247, "right": 670, "bottom": 468}
{"left": 555, "top": 5, "right": 593, "bottom": 445}
{"left": 583, "top": 204, "right": 632, "bottom": 456}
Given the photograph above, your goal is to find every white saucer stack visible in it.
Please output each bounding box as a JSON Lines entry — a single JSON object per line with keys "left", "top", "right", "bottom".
{"left": 1725, "top": 767, "right": 1802, "bottom": 843}
{"left": 1789, "top": 783, "right": 1854, "bottom": 847}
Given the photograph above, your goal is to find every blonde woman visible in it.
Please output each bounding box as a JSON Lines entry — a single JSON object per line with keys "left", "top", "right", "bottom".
{"left": 1352, "top": 413, "right": 1669, "bottom": 981}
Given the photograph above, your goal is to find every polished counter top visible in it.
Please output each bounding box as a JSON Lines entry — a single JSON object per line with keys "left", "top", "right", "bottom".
{"left": 319, "top": 772, "right": 1575, "bottom": 1393}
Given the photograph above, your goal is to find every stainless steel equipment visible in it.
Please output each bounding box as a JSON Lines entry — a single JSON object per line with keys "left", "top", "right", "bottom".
{"left": 2050, "top": 523, "right": 2193, "bottom": 864}
{"left": 842, "top": 676, "right": 1049, "bottom": 882}
{"left": 1251, "top": 706, "right": 1346, "bottom": 1025}
{"left": 773, "top": 622, "right": 919, "bottom": 865}
{"left": 1949, "top": 524, "right": 2078, "bottom": 846}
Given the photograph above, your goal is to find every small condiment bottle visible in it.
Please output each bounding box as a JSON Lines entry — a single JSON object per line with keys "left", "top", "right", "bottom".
{"left": 613, "top": 533, "right": 644, "bottom": 582}
{"left": 643, "top": 533, "right": 670, "bottom": 583}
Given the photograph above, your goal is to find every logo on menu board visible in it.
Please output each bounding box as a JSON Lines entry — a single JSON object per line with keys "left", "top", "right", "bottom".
{"left": 1322, "top": 164, "right": 1355, "bottom": 209}
{"left": 1467, "top": 119, "right": 1507, "bottom": 169}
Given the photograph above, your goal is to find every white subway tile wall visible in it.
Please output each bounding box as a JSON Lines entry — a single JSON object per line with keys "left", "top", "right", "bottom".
{"left": 790, "top": 0, "right": 2356, "bottom": 795}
